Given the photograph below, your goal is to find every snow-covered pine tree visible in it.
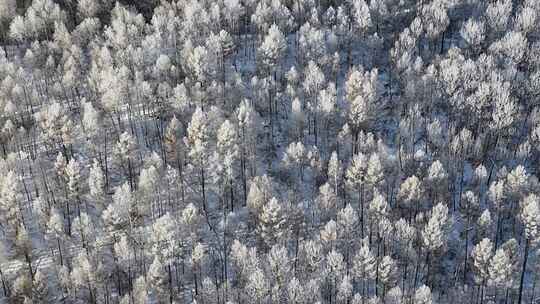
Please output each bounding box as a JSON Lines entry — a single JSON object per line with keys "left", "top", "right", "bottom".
{"left": 517, "top": 193, "right": 540, "bottom": 303}
{"left": 257, "top": 197, "right": 287, "bottom": 249}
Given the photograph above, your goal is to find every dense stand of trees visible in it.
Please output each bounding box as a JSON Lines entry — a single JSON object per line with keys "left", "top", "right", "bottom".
{"left": 0, "top": 0, "right": 539, "bottom": 303}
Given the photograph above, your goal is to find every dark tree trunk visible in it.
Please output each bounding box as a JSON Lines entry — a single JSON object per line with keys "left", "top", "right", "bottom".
{"left": 518, "top": 239, "right": 530, "bottom": 304}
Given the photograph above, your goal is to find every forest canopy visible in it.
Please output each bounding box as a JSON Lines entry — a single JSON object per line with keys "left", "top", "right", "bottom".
{"left": 0, "top": 0, "right": 539, "bottom": 303}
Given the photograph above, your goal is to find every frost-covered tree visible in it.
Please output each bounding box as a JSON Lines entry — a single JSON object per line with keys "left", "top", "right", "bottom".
{"left": 287, "top": 276, "right": 305, "bottom": 304}
{"left": 66, "top": 158, "right": 82, "bottom": 215}
{"left": 319, "top": 83, "right": 338, "bottom": 146}
{"left": 353, "top": 238, "right": 376, "bottom": 299}
{"left": 46, "top": 208, "right": 65, "bottom": 266}
{"left": 317, "top": 183, "right": 338, "bottom": 220}
{"left": 214, "top": 119, "right": 239, "bottom": 211}
{"left": 10, "top": 0, "right": 65, "bottom": 42}
{"left": 237, "top": 100, "right": 259, "bottom": 203}
{"left": 488, "top": 247, "right": 513, "bottom": 292}
{"left": 72, "top": 212, "right": 93, "bottom": 253}
{"left": 0, "top": 170, "right": 22, "bottom": 230}
{"left": 459, "top": 190, "right": 479, "bottom": 280}
{"left": 132, "top": 276, "right": 149, "bottom": 304}
{"left": 258, "top": 24, "right": 287, "bottom": 77}
{"left": 486, "top": 0, "right": 512, "bottom": 34}
{"left": 246, "top": 268, "right": 268, "bottom": 304}
{"left": 147, "top": 256, "right": 167, "bottom": 302}
{"left": 77, "top": 0, "right": 103, "bottom": 19}
{"left": 150, "top": 212, "right": 179, "bottom": 301}
{"left": 0, "top": 0, "right": 16, "bottom": 41}
{"left": 397, "top": 175, "right": 424, "bottom": 220}
{"left": 422, "top": 203, "right": 449, "bottom": 285}
{"left": 113, "top": 131, "right": 137, "bottom": 190}
{"left": 378, "top": 255, "right": 397, "bottom": 298}
{"left": 422, "top": 0, "right": 450, "bottom": 53}
{"left": 88, "top": 159, "right": 105, "bottom": 208}
{"left": 326, "top": 249, "right": 345, "bottom": 302}
{"left": 477, "top": 209, "right": 492, "bottom": 240}
{"left": 257, "top": 197, "right": 287, "bottom": 248}
{"left": 517, "top": 193, "right": 540, "bottom": 303}
{"left": 186, "top": 45, "right": 217, "bottom": 87}
{"left": 282, "top": 141, "right": 308, "bottom": 182}
{"left": 345, "top": 67, "right": 380, "bottom": 150}
{"left": 298, "top": 22, "right": 327, "bottom": 66}
{"left": 346, "top": 152, "right": 368, "bottom": 238}
{"left": 186, "top": 107, "right": 211, "bottom": 212}
{"left": 164, "top": 115, "right": 184, "bottom": 176}
{"left": 82, "top": 101, "right": 101, "bottom": 146}
{"left": 426, "top": 160, "right": 448, "bottom": 203}
{"left": 414, "top": 285, "right": 432, "bottom": 304}
{"left": 71, "top": 252, "right": 97, "bottom": 303}
{"left": 247, "top": 174, "right": 276, "bottom": 221}
{"left": 35, "top": 102, "right": 74, "bottom": 154}
{"left": 267, "top": 243, "right": 290, "bottom": 293}
{"left": 102, "top": 182, "right": 136, "bottom": 230}
{"left": 328, "top": 151, "right": 342, "bottom": 196}
{"left": 337, "top": 203, "right": 358, "bottom": 258}
{"left": 138, "top": 163, "right": 160, "bottom": 219}
{"left": 461, "top": 19, "right": 485, "bottom": 51}
{"left": 337, "top": 275, "right": 353, "bottom": 303}
{"left": 303, "top": 61, "right": 325, "bottom": 145}
{"left": 471, "top": 238, "right": 493, "bottom": 302}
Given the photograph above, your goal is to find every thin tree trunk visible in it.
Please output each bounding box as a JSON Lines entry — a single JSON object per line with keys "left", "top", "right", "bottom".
{"left": 0, "top": 268, "right": 8, "bottom": 297}
{"left": 463, "top": 216, "right": 469, "bottom": 282}
{"left": 201, "top": 167, "right": 207, "bottom": 212}
{"left": 518, "top": 239, "right": 530, "bottom": 304}
{"left": 531, "top": 274, "right": 537, "bottom": 304}
{"left": 57, "top": 238, "right": 63, "bottom": 266}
